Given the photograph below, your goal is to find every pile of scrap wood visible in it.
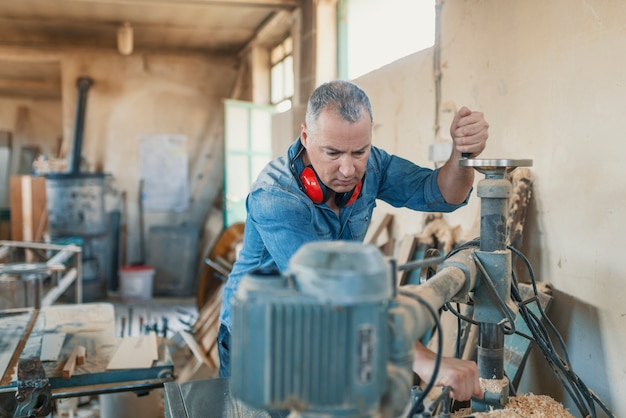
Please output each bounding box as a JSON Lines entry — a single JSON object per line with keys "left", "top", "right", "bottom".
{"left": 175, "top": 222, "right": 244, "bottom": 382}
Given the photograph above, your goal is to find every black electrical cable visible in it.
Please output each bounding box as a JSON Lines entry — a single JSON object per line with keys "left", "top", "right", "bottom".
{"left": 470, "top": 252, "right": 517, "bottom": 335}
{"left": 405, "top": 294, "right": 444, "bottom": 418}
{"left": 454, "top": 302, "right": 462, "bottom": 359}
{"left": 445, "top": 302, "right": 479, "bottom": 326}
{"left": 431, "top": 239, "right": 616, "bottom": 418}
{"left": 508, "top": 245, "right": 615, "bottom": 418}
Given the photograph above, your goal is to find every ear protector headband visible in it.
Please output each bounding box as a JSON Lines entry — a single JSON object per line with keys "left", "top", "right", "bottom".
{"left": 289, "top": 142, "right": 363, "bottom": 207}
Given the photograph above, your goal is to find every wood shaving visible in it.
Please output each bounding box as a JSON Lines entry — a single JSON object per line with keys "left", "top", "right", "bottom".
{"left": 451, "top": 393, "right": 575, "bottom": 418}
{"left": 480, "top": 377, "right": 508, "bottom": 393}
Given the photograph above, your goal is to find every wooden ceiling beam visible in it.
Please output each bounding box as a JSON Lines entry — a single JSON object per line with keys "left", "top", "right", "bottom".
{"left": 65, "top": 0, "right": 299, "bottom": 10}
{"left": 0, "top": 78, "right": 61, "bottom": 92}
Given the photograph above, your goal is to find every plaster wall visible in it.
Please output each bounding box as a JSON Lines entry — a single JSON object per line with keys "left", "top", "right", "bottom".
{"left": 59, "top": 51, "right": 239, "bottom": 264}
{"left": 354, "top": 1, "right": 625, "bottom": 416}
{"left": 0, "top": 47, "right": 239, "bottom": 266}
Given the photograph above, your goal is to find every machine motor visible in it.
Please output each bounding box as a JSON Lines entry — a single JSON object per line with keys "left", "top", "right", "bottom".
{"left": 231, "top": 241, "right": 394, "bottom": 417}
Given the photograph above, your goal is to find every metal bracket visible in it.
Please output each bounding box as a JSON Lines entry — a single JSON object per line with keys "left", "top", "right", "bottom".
{"left": 14, "top": 358, "right": 52, "bottom": 418}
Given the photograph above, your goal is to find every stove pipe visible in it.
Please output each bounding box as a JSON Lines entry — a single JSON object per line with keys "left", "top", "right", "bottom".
{"left": 70, "top": 77, "right": 94, "bottom": 174}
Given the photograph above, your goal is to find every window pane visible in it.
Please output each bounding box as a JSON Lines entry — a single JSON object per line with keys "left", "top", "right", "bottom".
{"left": 251, "top": 155, "right": 271, "bottom": 181}
{"left": 271, "top": 62, "right": 284, "bottom": 104}
{"left": 225, "top": 154, "right": 250, "bottom": 198}
{"left": 250, "top": 109, "right": 272, "bottom": 153}
{"left": 284, "top": 56, "right": 294, "bottom": 98}
{"left": 226, "top": 106, "right": 249, "bottom": 151}
{"left": 343, "top": 0, "right": 435, "bottom": 79}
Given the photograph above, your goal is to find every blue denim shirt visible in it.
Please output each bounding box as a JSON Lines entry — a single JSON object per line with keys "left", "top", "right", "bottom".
{"left": 219, "top": 138, "right": 470, "bottom": 331}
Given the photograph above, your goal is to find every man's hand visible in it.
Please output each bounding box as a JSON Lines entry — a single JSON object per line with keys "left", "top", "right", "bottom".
{"left": 450, "top": 106, "right": 489, "bottom": 158}
{"left": 412, "top": 342, "right": 483, "bottom": 401}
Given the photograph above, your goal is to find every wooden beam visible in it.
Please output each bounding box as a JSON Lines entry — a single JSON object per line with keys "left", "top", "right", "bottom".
{"left": 67, "top": 0, "right": 300, "bottom": 9}
{"left": 0, "top": 78, "right": 60, "bottom": 93}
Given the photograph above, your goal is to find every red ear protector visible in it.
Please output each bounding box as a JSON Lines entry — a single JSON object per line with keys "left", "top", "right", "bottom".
{"left": 289, "top": 143, "right": 363, "bottom": 207}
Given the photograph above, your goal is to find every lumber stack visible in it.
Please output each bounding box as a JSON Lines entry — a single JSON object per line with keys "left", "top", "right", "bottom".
{"left": 176, "top": 223, "right": 243, "bottom": 382}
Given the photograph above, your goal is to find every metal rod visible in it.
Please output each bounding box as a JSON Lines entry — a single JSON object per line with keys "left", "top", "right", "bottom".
{"left": 478, "top": 323, "right": 504, "bottom": 379}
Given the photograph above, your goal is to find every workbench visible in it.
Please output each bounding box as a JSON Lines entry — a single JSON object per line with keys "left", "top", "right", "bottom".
{"left": 0, "top": 303, "right": 174, "bottom": 417}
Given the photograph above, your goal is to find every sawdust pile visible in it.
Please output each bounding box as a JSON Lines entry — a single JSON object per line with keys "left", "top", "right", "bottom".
{"left": 452, "top": 394, "right": 575, "bottom": 418}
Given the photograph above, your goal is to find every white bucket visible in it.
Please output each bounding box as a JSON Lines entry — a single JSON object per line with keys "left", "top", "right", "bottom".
{"left": 119, "top": 265, "right": 154, "bottom": 301}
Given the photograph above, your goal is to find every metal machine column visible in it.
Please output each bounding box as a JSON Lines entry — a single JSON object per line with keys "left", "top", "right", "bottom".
{"left": 460, "top": 158, "right": 532, "bottom": 412}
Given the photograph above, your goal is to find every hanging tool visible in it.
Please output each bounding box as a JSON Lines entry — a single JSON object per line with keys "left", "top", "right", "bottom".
{"left": 120, "top": 316, "right": 126, "bottom": 338}
{"left": 128, "top": 307, "right": 133, "bottom": 336}
{"left": 161, "top": 317, "right": 169, "bottom": 339}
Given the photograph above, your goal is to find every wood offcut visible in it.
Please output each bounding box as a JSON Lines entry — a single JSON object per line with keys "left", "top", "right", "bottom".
{"left": 62, "top": 345, "right": 86, "bottom": 379}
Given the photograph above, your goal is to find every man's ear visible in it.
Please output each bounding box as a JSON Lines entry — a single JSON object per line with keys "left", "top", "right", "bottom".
{"left": 300, "top": 123, "right": 308, "bottom": 147}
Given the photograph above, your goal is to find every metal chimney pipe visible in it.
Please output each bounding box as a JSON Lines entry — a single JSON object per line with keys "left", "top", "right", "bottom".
{"left": 70, "top": 77, "right": 94, "bottom": 174}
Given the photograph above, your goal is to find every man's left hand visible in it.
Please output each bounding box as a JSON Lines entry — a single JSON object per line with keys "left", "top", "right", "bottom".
{"left": 450, "top": 106, "right": 489, "bottom": 158}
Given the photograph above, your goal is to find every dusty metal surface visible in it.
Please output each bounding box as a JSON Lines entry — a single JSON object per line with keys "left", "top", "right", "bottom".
{"left": 0, "top": 309, "right": 38, "bottom": 387}
{"left": 1, "top": 303, "right": 174, "bottom": 416}
{"left": 164, "top": 378, "right": 289, "bottom": 418}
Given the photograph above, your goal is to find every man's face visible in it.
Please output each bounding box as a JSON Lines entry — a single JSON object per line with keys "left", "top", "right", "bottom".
{"left": 300, "top": 108, "right": 372, "bottom": 194}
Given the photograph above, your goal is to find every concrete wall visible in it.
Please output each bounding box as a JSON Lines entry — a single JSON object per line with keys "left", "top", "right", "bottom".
{"left": 353, "top": 1, "right": 625, "bottom": 416}
{"left": 64, "top": 51, "right": 238, "bottom": 264}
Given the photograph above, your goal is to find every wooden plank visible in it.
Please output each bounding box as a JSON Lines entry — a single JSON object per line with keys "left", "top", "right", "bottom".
{"left": 9, "top": 176, "right": 24, "bottom": 241}
{"left": 366, "top": 213, "right": 395, "bottom": 256}
{"left": 199, "top": 315, "right": 220, "bottom": 357}
{"left": 0, "top": 310, "right": 34, "bottom": 384}
{"left": 40, "top": 333, "right": 66, "bottom": 362}
{"left": 180, "top": 331, "right": 212, "bottom": 368}
{"left": 62, "top": 345, "right": 86, "bottom": 379}
{"left": 366, "top": 213, "right": 393, "bottom": 246}
{"left": 195, "top": 287, "right": 223, "bottom": 338}
{"left": 106, "top": 333, "right": 158, "bottom": 370}
{"left": 197, "top": 222, "right": 244, "bottom": 310}
{"left": 9, "top": 175, "right": 47, "bottom": 243}
{"left": 76, "top": 345, "right": 86, "bottom": 365}
{"left": 0, "top": 309, "right": 39, "bottom": 386}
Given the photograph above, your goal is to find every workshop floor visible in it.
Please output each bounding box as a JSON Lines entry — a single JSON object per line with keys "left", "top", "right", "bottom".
{"left": 54, "top": 295, "right": 198, "bottom": 418}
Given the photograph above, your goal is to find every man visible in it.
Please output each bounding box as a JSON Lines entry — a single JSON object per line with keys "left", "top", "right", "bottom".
{"left": 218, "top": 80, "right": 488, "bottom": 401}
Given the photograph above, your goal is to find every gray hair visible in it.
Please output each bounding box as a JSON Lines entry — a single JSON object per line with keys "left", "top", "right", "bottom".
{"left": 305, "top": 80, "right": 373, "bottom": 133}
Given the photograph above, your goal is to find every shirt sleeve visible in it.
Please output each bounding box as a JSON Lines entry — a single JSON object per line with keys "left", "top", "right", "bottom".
{"left": 246, "top": 186, "right": 325, "bottom": 272}
{"left": 373, "top": 151, "right": 470, "bottom": 212}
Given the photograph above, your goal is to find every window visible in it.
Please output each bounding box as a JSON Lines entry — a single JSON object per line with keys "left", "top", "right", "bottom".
{"left": 270, "top": 37, "right": 294, "bottom": 113}
{"left": 338, "top": 0, "right": 435, "bottom": 80}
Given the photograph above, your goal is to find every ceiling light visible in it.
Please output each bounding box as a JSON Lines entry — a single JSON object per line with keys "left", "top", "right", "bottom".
{"left": 117, "top": 22, "right": 133, "bottom": 56}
